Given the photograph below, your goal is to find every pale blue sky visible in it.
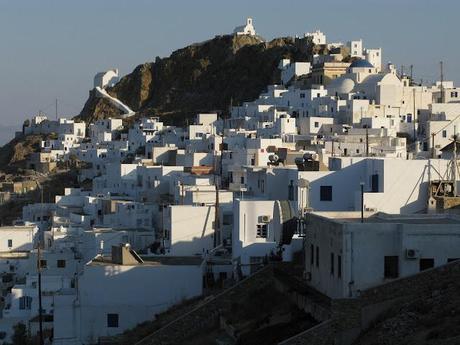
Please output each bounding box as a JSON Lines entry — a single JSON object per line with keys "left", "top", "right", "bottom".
{"left": 0, "top": 0, "right": 458, "bottom": 136}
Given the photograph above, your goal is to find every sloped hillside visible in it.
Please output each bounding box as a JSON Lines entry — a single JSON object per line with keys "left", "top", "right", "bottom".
{"left": 0, "top": 134, "right": 48, "bottom": 173}
{"left": 77, "top": 34, "right": 313, "bottom": 124}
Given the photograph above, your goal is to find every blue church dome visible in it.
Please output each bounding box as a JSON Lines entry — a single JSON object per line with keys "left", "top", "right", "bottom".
{"left": 349, "top": 59, "right": 374, "bottom": 68}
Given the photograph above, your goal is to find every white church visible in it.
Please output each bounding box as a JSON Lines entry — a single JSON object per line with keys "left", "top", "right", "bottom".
{"left": 233, "top": 17, "right": 256, "bottom": 36}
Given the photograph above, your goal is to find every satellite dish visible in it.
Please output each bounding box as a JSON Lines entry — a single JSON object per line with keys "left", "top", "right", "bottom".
{"left": 269, "top": 154, "right": 279, "bottom": 162}
{"left": 272, "top": 200, "right": 296, "bottom": 245}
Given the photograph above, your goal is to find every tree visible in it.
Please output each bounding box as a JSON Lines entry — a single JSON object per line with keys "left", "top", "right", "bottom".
{"left": 11, "top": 322, "right": 30, "bottom": 345}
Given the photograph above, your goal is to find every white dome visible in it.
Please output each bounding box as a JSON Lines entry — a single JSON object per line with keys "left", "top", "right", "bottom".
{"left": 327, "top": 77, "right": 355, "bottom": 95}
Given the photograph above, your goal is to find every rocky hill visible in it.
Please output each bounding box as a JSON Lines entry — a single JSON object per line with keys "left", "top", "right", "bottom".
{"left": 77, "top": 34, "right": 313, "bottom": 124}
{"left": 0, "top": 134, "right": 48, "bottom": 173}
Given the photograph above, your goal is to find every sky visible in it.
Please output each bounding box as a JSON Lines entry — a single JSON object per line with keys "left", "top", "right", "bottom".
{"left": 0, "top": 0, "right": 459, "bottom": 142}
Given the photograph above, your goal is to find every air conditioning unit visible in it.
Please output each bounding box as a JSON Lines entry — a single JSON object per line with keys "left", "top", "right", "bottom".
{"left": 405, "top": 248, "right": 420, "bottom": 259}
{"left": 303, "top": 271, "right": 312, "bottom": 281}
{"left": 260, "top": 215, "right": 271, "bottom": 223}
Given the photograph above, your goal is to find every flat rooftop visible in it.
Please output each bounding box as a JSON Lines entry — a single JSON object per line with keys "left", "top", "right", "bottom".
{"left": 311, "top": 212, "right": 460, "bottom": 225}
{"left": 89, "top": 255, "right": 203, "bottom": 266}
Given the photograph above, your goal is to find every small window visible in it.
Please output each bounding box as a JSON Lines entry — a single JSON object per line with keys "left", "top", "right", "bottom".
{"left": 310, "top": 244, "right": 314, "bottom": 265}
{"left": 330, "top": 252, "right": 335, "bottom": 275}
{"left": 7, "top": 240, "right": 12, "bottom": 248}
{"left": 107, "top": 313, "right": 119, "bottom": 328}
{"left": 39, "top": 260, "right": 47, "bottom": 269}
{"left": 19, "top": 296, "right": 32, "bottom": 310}
{"left": 288, "top": 180, "right": 295, "bottom": 201}
{"left": 256, "top": 224, "right": 268, "bottom": 238}
{"left": 315, "top": 246, "right": 319, "bottom": 267}
{"left": 384, "top": 256, "right": 399, "bottom": 279}
{"left": 419, "top": 258, "right": 434, "bottom": 271}
{"left": 57, "top": 260, "right": 66, "bottom": 268}
{"left": 314, "top": 122, "right": 319, "bottom": 128}
{"left": 338, "top": 255, "right": 342, "bottom": 278}
{"left": 240, "top": 176, "right": 245, "bottom": 184}
{"left": 300, "top": 93, "right": 305, "bottom": 99}
{"left": 320, "top": 186, "right": 333, "bottom": 201}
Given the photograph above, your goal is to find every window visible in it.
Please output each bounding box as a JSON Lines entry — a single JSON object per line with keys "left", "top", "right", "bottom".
{"left": 300, "top": 93, "right": 305, "bottom": 99}
{"left": 310, "top": 244, "right": 314, "bottom": 265}
{"left": 256, "top": 224, "right": 268, "bottom": 238}
{"left": 371, "top": 174, "right": 379, "bottom": 193}
{"left": 320, "top": 186, "right": 333, "bottom": 201}
{"left": 419, "top": 258, "right": 434, "bottom": 271}
{"left": 240, "top": 176, "right": 245, "bottom": 184}
{"left": 19, "top": 296, "right": 32, "bottom": 310}
{"left": 223, "top": 214, "right": 232, "bottom": 226}
{"left": 288, "top": 180, "right": 295, "bottom": 201}
{"left": 57, "top": 260, "right": 66, "bottom": 268}
{"left": 384, "top": 256, "right": 399, "bottom": 279}
{"left": 314, "top": 121, "right": 319, "bottom": 128}
{"left": 7, "top": 239, "right": 12, "bottom": 248}
{"left": 338, "top": 255, "right": 342, "bottom": 278}
{"left": 315, "top": 246, "right": 319, "bottom": 267}
{"left": 442, "top": 130, "right": 447, "bottom": 138}
{"left": 107, "top": 313, "right": 119, "bottom": 328}
{"left": 330, "top": 252, "right": 335, "bottom": 275}
{"left": 39, "top": 260, "right": 47, "bottom": 269}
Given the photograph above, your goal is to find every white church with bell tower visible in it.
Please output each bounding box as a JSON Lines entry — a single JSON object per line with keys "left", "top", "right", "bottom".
{"left": 233, "top": 17, "right": 256, "bottom": 36}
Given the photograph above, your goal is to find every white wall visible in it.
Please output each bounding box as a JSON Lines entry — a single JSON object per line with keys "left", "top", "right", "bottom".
{"left": 164, "top": 205, "right": 216, "bottom": 256}
{"left": 54, "top": 262, "right": 203, "bottom": 344}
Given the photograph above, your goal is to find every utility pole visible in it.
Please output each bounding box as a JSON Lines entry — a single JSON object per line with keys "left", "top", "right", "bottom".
{"left": 360, "top": 182, "right": 364, "bottom": 223}
{"left": 365, "top": 126, "right": 369, "bottom": 157}
{"left": 453, "top": 126, "right": 457, "bottom": 196}
{"left": 214, "top": 177, "right": 220, "bottom": 248}
{"left": 410, "top": 65, "right": 413, "bottom": 84}
{"left": 413, "top": 88, "right": 417, "bottom": 141}
{"left": 440, "top": 61, "right": 444, "bottom": 103}
{"left": 37, "top": 181, "right": 44, "bottom": 345}
{"left": 432, "top": 133, "right": 436, "bottom": 158}
{"left": 55, "top": 99, "right": 58, "bottom": 120}
{"left": 37, "top": 242, "right": 44, "bottom": 345}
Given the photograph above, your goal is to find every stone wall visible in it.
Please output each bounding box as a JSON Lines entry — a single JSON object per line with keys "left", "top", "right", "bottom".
{"left": 274, "top": 260, "right": 460, "bottom": 345}
{"left": 333, "top": 260, "right": 460, "bottom": 345}
{"left": 278, "top": 320, "right": 334, "bottom": 345}
{"left": 134, "top": 265, "right": 274, "bottom": 345}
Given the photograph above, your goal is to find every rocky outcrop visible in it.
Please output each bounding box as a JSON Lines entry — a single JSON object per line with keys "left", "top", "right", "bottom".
{"left": 0, "top": 134, "right": 46, "bottom": 172}
{"left": 77, "top": 34, "right": 312, "bottom": 125}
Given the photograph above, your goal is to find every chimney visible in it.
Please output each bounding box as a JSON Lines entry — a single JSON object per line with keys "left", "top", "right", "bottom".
{"left": 111, "top": 244, "right": 143, "bottom": 265}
